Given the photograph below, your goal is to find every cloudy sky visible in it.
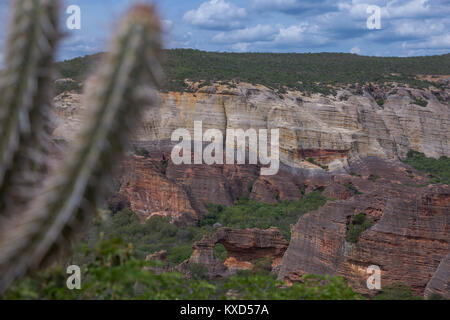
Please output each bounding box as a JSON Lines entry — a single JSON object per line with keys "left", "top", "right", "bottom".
{"left": 0, "top": 0, "right": 449, "bottom": 61}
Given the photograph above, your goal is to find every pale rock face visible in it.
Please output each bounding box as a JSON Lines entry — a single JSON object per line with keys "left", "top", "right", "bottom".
{"left": 53, "top": 83, "right": 449, "bottom": 170}
{"left": 52, "top": 92, "right": 85, "bottom": 141}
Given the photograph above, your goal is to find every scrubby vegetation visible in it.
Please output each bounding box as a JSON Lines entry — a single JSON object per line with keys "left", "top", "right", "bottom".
{"left": 343, "top": 182, "right": 363, "bottom": 195}
{"left": 411, "top": 97, "right": 428, "bottom": 107}
{"left": 346, "top": 213, "right": 373, "bottom": 243}
{"left": 2, "top": 190, "right": 342, "bottom": 300}
{"left": 55, "top": 50, "right": 450, "bottom": 95}
{"left": 4, "top": 238, "right": 363, "bottom": 300}
{"left": 77, "top": 191, "right": 327, "bottom": 267}
{"left": 374, "top": 283, "right": 422, "bottom": 300}
{"left": 403, "top": 150, "right": 450, "bottom": 185}
{"left": 200, "top": 192, "right": 327, "bottom": 239}
{"left": 81, "top": 209, "right": 212, "bottom": 265}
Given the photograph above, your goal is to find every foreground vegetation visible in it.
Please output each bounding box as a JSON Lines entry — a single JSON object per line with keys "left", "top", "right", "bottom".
{"left": 56, "top": 50, "right": 450, "bottom": 95}
{"left": 4, "top": 192, "right": 348, "bottom": 300}
{"left": 3, "top": 190, "right": 430, "bottom": 300}
{"left": 4, "top": 237, "right": 363, "bottom": 300}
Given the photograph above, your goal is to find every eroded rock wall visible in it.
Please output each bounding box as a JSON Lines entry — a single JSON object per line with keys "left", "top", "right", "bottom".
{"left": 277, "top": 158, "right": 450, "bottom": 296}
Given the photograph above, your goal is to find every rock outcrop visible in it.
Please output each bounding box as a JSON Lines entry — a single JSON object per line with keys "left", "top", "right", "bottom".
{"left": 179, "top": 227, "right": 288, "bottom": 278}
{"left": 424, "top": 253, "right": 450, "bottom": 299}
{"left": 51, "top": 82, "right": 449, "bottom": 297}
{"left": 277, "top": 158, "right": 450, "bottom": 296}
{"left": 119, "top": 155, "right": 198, "bottom": 223}
{"left": 53, "top": 82, "right": 450, "bottom": 168}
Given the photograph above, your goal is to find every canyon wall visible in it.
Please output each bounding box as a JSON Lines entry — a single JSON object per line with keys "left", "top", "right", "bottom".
{"left": 277, "top": 157, "right": 450, "bottom": 296}
{"left": 52, "top": 82, "right": 450, "bottom": 222}
{"left": 52, "top": 82, "right": 449, "bottom": 297}
{"left": 54, "top": 82, "right": 450, "bottom": 169}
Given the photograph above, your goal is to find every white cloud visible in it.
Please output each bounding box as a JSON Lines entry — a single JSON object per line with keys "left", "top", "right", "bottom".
{"left": 350, "top": 46, "right": 361, "bottom": 54}
{"left": 393, "top": 19, "right": 447, "bottom": 37}
{"left": 274, "top": 24, "right": 308, "bottom": 44}
{"left": 183, "top": 0, "right": 247, "bottom": 30}
{"left": 402, "top": 33, "right": 450, "bottom": 50}
{"left": 213, "top": 24, "right": 276, "bottom": 43}
{"left": 212, "top": 22, "right": 329, "bottom": 51}
{"left": 273, "top": 23, "right": 327, "bottom": 46}
{"left": 231, "top": 42, "right": 250, "bottom": 52}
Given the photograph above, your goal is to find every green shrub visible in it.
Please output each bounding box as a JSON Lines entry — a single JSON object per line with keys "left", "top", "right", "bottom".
{"left": 201, "top": 191, "right": 327, "bottom": 239}
{"left": 4, "top": 238, "right": 216, "bottom": 300}
{"left": 344, "top": 182, "right": 363, "bottom": 195}
{"left": 220, "top": 273, "right": 363, "bottom": 300}
{"left": 374, "top": 283, "right": 422, "bottom": 300}
{"left": 403, "top": 150, "right": 449, "bottom": 184}
{"left": 346, "top": 213, "right": 373, "bottom": 243}
{"left": 412, "top": 97, "right": 428, "bottom": 107}
{"left": 213, "top": 243, "right": 227, "bottom": 262}
{"left": 5, "top": 238, "right": 363, "bottom": 300}
{"left": 375, "top": 97, "right": 384, "bottom": 107}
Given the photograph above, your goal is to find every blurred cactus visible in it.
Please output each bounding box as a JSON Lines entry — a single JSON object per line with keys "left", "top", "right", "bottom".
{"left": 0, "top": 0, "right": 60, "bottom": 218}
{"left": 0, "top": 2, "right": 162, "bottom": 294}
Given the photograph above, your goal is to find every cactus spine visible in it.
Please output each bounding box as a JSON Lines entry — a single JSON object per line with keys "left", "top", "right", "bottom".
{"left": 0, "top": 0, "right": 60, "bottom": 218}
{"left": 0, "top": 5, "right": 162, "bottom": 293}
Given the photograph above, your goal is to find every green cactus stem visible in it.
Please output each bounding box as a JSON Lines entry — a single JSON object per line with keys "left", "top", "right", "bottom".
{"left": 0, "top": 0, "right": 60, "bottom": 218}
{"left": 0, "top": 5, "right": 163, "bottom": 294}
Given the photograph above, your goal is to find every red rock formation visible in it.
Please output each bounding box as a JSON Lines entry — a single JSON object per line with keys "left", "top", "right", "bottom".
{"left": 424, "top": 253, "right": 450, "bottom": 299}
{"left": 119, "top": 155, "right": 198, "bottom": 223}
{"left": 118, "top": 153, "right": 305, "bottom": 219}
{"left": 278, "top": 158, "right": 450, "bottom": 297}
{"left": 179, "top": 227, "right": 288, "bottom": 278}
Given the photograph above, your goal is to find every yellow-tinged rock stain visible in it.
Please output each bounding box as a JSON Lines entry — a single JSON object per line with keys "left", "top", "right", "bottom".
{"left": 224, "top": 257, "right": 253, "bottom": 270}
{"left": 167, "top": 91, "right": 198, "bottom": 122}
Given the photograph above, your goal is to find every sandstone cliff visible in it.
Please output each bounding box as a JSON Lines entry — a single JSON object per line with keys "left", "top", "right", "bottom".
{"left": 53, "top": 82, "right": 450, "bottom": 169}
{"left": 51, "top": 81, "right": 449, "bottom": 297}
{"left": 277, "top": 157, "right": 450, "bottom": 296}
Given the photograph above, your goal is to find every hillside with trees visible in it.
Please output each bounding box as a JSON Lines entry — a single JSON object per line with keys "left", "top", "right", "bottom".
{"left": 56, "top": 50, "right": 450, "bottom": 95}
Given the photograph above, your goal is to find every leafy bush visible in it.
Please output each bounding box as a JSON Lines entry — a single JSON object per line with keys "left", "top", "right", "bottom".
{"left": 346, "top": 213, "right": 373, "bottom": 243}
{"left": 403, "top": 150, "right": 450, "bottom": 184}
{"left": 4, "top": 238, "right": 216, "bottom": 300}
{"left": 374, "top": 283, "right": 422, "bottom": 300}
{"left": 200, "top": 191, "right": 327, "bottom": 239}
{"left": 343, "top": 182, "right": 363, "bottom": 195}
{"left": 221, "top": 272, "right": 363, "bottom": 300}
{"left": 412, "top": 97, "right": 428, "bottom": 107}
{"left": 55, "top": 81, "right": 81, "bottom": 95}
{"left": 5, "top": 238, "right": 363, "bottom": 300}
{"left": 214, "top": 244, "right": 227, "bottom": 262}
{"left": 133, "top": 146, "right": 150, "bottom": 158}
{"left": 85, "top": 210, "right": 213, "bottom": 265}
